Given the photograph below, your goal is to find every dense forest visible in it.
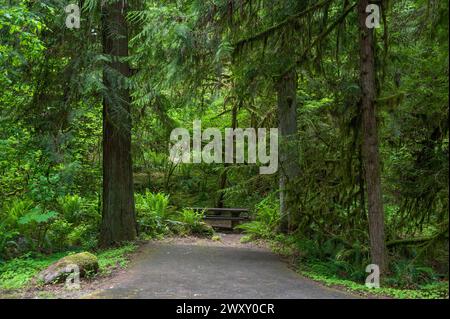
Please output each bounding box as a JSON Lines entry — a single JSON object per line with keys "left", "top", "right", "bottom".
{"left": 0, "top": 0, "right": 448, "bottom": 297}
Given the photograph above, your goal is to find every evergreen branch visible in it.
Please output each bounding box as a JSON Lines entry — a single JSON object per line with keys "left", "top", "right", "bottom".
{"left": 233, "top": 0, "right": 334, "bottom": 55}
{"left": 296, "top": 2, "right": 357, "bottom": 66}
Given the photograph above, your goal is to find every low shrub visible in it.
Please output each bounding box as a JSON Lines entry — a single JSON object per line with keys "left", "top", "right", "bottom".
{"left": 235, "top": 194, "right": 279, "bottom": 240}
{"left": 135, "top": 191, "right": 172, "bottom": 237}
{"left": 172, "top": 209, "right": 214, "bottom": 237}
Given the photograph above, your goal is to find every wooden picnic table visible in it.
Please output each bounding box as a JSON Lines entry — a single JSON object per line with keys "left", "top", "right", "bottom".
{"left": 188, "top": 207, "right": 251, "bottom": 229}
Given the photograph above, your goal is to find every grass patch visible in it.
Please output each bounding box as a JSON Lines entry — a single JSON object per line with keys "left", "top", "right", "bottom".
{"left": 300, "top": 269, "right": 449, "bottom": 299}
{"left": 0, "top": 252, "right": 70, "bottom": 290}
{"left": 263, "top": 236, "right": 449, "bottom": 299}
{"left": 0, "top": 243, "right": 138, "bottom": 291}
{"left": 97, "top": 243, "right": 137, "bottom": 275}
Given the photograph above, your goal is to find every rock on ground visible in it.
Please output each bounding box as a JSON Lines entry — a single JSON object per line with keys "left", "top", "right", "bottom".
{"left": 38, "top": 252, "right": 99, "bottom": 285}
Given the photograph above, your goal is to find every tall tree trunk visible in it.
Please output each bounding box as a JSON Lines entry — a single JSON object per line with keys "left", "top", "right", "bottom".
{"left": 277, "top": 69, "right": 300, "bottom": 234}
{"left": 357, "top": 0, "right": 387, "bottom": 272}
{"left": 99, "top": 0, "right": 137, "bottom": 247}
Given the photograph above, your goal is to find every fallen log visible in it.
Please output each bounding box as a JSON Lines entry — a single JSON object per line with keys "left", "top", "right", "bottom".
{"left": 387, "top": 229, "right": 448, "bottom": 247}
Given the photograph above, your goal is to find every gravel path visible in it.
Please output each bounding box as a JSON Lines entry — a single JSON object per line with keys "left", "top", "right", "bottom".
{"left": 85, "top": 234, "right": 356, "bottom": 299}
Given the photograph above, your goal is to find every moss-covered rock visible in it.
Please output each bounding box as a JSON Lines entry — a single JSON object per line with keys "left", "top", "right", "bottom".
{"left": 37, "top": 252, "right": 99, "bottom": 284}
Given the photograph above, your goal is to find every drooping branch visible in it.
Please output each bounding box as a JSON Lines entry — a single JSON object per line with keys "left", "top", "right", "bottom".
{"left": 387, "top": 227, "right": 449, "bottom": 247}
{"left": 296, "top": 2, "right": 357, "bottom": 65}
{"left": 233, "top": 0, "right": 334, "bottom": 56}
{"left": 268, "top": 1, "right": 357, "bottom": 77}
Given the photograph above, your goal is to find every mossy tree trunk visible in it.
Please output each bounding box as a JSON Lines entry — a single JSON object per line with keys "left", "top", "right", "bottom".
{"left": 357, "top": 0, "right": 387, "bottom": 272}
{"left": 277, "top": 69, "right": 300, "bottom": 234}
{"left": 99, "top": 0, "right": 137, "bottom": 247}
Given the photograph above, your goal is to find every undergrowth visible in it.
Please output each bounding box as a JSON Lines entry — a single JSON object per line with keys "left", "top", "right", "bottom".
{"left": 0, "top": 243, "right": 137, "bottom": 291}
{"left": 269, "top": 236, "right": 449, "bottom": 299}
{"left": 236, "top": 196, "right": 449, "bottom": 299}
{"left": 136, "top": 191, "right": 214, "bottom": 238}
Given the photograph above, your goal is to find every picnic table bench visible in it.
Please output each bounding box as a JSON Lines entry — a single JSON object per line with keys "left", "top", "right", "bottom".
{"left": 189, "top": 207, "right": 251, "bottom": 229}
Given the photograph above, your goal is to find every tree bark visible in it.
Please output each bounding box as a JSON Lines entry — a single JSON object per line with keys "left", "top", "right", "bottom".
{"left": 99, "top": 0, "right": 137, "bottom": 247}
{"left": 277, "top": 69, "right": 300, "bottom": 234}
{"left": 357, "top": 0, "right": 387, "bottom": 272}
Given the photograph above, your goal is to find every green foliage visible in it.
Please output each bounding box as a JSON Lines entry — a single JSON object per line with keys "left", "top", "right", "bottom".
{"left": 172, "top": 209, "right": 214, "bottom": 237}
{"left": 0, "top": 243, "right": 137, "bottom": 291}
{"left": 0, "top": 227, "right": 19, "bottom": 263}
{"left": 97, "top": 243, "right": 137, "bottom": 275}
{"left": 386, "top": 260, "right": 438, "bottom": 289}
{"left": 46, "top": 219, "right": 71, "bottom": 250}
{"left": 57, "top": 194, "right": 99, "bottom": 224}
{"left": 53, "top": 194, "right": 100, "bottom": 249}
{"left": 259, "top": 231, "right": 448, "bottom": 298}
{"left": 301, "top": 270, "right": 449, "bottom": 299}
{"left": 18, "top": 208, "right": 57, "bottom": 225}
{"left": 0, "top": 194, "right": 100, "bottom": 260}
{"left": 66, "top": 224, "right": 98, "bottom": 250}
{"left": 0, "top": 0, "right": 447, "bottom": 298}
{"left": 135, "top": 191, "right": 171, "bottom": 237}
{"left": 0, "top": 251, "right": 68, "bottom": 290}
{"left": 135, "top": 191, "right": 213, "bottom": 237}
{"left": 1, "top": 198, "right": 33, "bottom": 229}
{"left": 236, "top": 195, "right": 280, "bottom": 240}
